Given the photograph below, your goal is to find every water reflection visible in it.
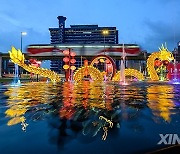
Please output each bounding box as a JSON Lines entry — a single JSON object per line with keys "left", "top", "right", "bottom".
{"left": 2, "top": 81, "right": 179, "bottom": 145}
{"left": 147, "top": 84, "right": 175, "bottom": 122}
{"left": 4, "top": 82, "right": 62, "bottom": 128}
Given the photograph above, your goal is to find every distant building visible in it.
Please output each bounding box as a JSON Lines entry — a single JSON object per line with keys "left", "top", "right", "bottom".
{"left": 49, "top": 16, "right": 118, "bottom": 44}
{"left": 49, "top": 16, "right": 119, "bottom": 73}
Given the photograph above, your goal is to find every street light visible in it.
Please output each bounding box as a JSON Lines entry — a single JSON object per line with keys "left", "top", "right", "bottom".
{"left": 102, "top": 30, "right": 109, "bottom": 80}
{"left": 102, "top": 30, "right": 109, "bottom": 55}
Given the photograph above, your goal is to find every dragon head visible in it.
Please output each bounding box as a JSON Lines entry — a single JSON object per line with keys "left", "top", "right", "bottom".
{"left": 159, "top": 44, "right": 174, "bottom": 62}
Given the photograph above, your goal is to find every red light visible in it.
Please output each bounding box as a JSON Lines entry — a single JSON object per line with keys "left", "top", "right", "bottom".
{"left": 84, "top": 60, "right": 88, "bottom": 66}
{"left": 154, "top": 60, "right": 162, "bottom": 67}
{"left": 63, "top": 57, "right": 70, "bottom": 63}
{"left": 63, "top": 50, "right": 69, "bottom": 55}
{"left": 105, "top": 59, "right": 110, "bottom": 64}
{"left": 70, "top": 52, "right": 76, "bottom": 57}
{"left": 70, "top": 59, "right": 76, "bottom": 64}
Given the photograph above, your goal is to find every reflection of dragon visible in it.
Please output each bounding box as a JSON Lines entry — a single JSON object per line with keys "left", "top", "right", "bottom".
{"left": 147, "top": 44, "right": 174, "bottom": 81}
{"left": 9, "top": 47, "right": 61, "bottom": 82}
{"left": 147, "top": 85, "right": 174, "bottom": 122}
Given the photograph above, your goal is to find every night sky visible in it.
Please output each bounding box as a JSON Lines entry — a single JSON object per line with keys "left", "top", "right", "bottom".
{"left": 0, "top": 0, "right": 180, "bottom": 53}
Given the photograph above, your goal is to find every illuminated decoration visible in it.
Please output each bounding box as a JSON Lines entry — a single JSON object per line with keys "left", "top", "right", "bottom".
{"left": 63, "top": 65, "right": 69, "bottom": 70}
{"left": 70, "top": 59, "right": 76, "bottom": 64}
{"left": 90, "top": 55, "right": 116, "bottom": 80}
{"left": 102, "top": 127, "right": 108, "bottom": 140}
{"left": 70, "top": 66, "right": 76, "bottom": 70}
{"left": 21, "top": 121, "right": 29, "bottom": 131}
{"left": 99, "top": 116, "right": 113, "bottom": 140}
{"left": 105, "top": 59, "right": 110, "bottom": 64}
{"left": 147, "top": 44, "right": 174, "bottom": 81}
{"left": 162, "top": 60, "right": 169, "bottom": 66}
{"left": 73, "top": 66, "right": 104, "bottom": 82}
{"left": 63, "top": 57, "right": 69, "bottom": 63}
{"left": 63, "top": 48, "right": 77, "bottom": 81}
{"left": 99, "top": 116, "right": 113, "bottom": 128}
{"left": 63, "top": 50, "right": 69, "bottom": 55}
{"left": 112, "top": 68, "right": 145, "bottom": 81}
{"left": 94, "top": 60, "right": 99, "bottom": 64}
{"left": 167, "top": 63, "right": 180, "bottom": 80}
{"left": 29, "top": 59, "right": 41, "bottom": 78}
{"left": 9, "top": 47, "right": 61, "bottom": 82}
{"left": 84, "top": 60, "right": 88, "bottom": 66}
{"left": 100, "top": 58, "right": 105, "bottom": 63}
{"left": 70, "top": 51, "right": 76, "bottom": 57}
{"left": 154, "top": 60, "right": 162, "bottom": 67}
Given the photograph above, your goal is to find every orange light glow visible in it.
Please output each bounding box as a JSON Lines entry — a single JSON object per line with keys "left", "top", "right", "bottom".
{"left": 70, "top": 59, "right": 76, "bottom": 64}
{"left": 100, "top": 59, "right": 105, "bottom": 63}
{"left": 84, "top": 60, "right": 88, "bottom": 66}
{"left": 70, "top": 51, "right": 76, "bottom": 57}
{"left": 63, "top": 50, "right": 70, "bottom": 55}
{"left": 63, "top": 57, "right": 70, "bottom": 63}
{"left": 63, "top": 65, "right": 70, "bottom": 70}
{"left": 70, "top": 66, "right": 76, "bottom": 70}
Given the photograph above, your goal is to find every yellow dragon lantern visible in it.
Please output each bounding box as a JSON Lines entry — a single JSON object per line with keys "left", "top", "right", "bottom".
{"left": 9, "top": 47, "right": 61, "bottom": 82}
{"left": 73, "top": 66, "right": 104, "bottom": 82}
{"left": 147, "top": 44, "right": 174, "bottom": 81}
{"left": 112, "top": 68, "right": 145, "bottom": 81}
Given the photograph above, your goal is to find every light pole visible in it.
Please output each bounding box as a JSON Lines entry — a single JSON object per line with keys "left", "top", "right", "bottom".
{"left": 21, "top": 32, "right": 27, "bottom": 52}
{"left": 20, "top": 32, "right": 27, "bottom": 76}
{"left": 102, "top": 30, "right": 109, "bottom": 80}
{"left": 102, "top": 30, "right": 109, "bottom": 55}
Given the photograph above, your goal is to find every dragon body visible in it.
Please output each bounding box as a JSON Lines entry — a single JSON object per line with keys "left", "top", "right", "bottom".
{"left": 147, "top": 44, "right": 174, "bottom": 81}
{"left": 9, "top": 47, "right": 61, "bottom": 82}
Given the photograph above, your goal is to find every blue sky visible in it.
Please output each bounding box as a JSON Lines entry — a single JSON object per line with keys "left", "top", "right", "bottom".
{"left": 0, "top": 0, "right": 180, "bottom": 53}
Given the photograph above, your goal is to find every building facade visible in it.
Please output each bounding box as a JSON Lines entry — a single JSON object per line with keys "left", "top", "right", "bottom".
{"left": 49, "top": 16, "right": 118, "bottom": 44}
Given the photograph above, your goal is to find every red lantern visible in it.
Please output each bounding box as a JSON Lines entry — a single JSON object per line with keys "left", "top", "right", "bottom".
{"left": 154, "top": 60, "right": 162, "bottom": 67}
{"left": 70, "top": 52, "right": 76, "bottom": 57}
{"left": 63, "top": 65, "right": 69, "bottom": 70}
{"left": 70, "top": 59, "right": 76, "bottom": 64}
{"left": 84, "top": 60, "right": 88, "bottom": 66}
{"left": 63, "top": 50, "right": 69, "bottom": 55}
{"left": 162, "top": 60, "right": 169, "bottom": 66}
{"left": 63, "top": 57, "right": 69, "bottom": 63}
